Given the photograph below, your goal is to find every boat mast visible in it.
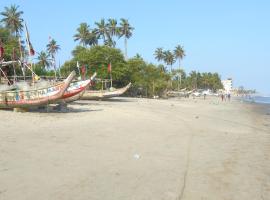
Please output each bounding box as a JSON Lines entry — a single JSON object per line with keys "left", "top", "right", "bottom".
{"left": 24, "top": 22, "right": 34, "bottom": 82}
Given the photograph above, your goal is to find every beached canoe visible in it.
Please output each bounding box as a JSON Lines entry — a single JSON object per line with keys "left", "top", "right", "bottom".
{"left": 0, "top": 71, "right": 76, "bottom": 108}
{"left": 81, "top": 82, "right": 131, "bottom": 100}
{"left": 62, "top": 73, "right": 97, "bottom": 103}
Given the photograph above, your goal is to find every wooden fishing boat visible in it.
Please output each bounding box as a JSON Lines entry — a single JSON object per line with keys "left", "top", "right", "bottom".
{"left": 0, "top": 71, "right": 75, "bottom": 108}
{"left": 61, "top": 73, "right": 97, "bottom": 103}
{"left": 81, "top": 82, "right": 131, "bottom": 100}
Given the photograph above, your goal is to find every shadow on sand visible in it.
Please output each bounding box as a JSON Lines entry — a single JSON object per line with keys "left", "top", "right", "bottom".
{"left": 70, "top": 98, "right": 133, "bottom": 106}
{"left": 0, "top": 106, "right": 103, "bottom": 113}
{"left": 99, "top": 98, "right": 134, "bottom": 102}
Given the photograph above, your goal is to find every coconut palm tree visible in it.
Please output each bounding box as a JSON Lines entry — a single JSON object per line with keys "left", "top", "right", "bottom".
{"left": 174, "top": 45, "right": 185, "bottom": 69}
{"left": 73, "top": 23, "right": 91, "bottom": 47}
{"left": 174, "top": 45, "right": 185, "bottom": 90}
{"left": 46, "top": 39, "right": 60, "bottom": 78}
{"left": 163, "top": 50, "right": 175, "bottom": 73}
{"left": 87, "top": 30, "right": 99, "bottom": 46}
{"left": 0, "top": 4, "right": 24, "bottom": 36}
{"left": 94, "top": 18, "right": 108, "bottom": 44}
{"left": 104, "top": 39, "right": 116, "bottom": 47}
{"left": 47, "top": 39, "right": 60, "bottom": 57}
{"left": 119, "top": 18, "right": 134, "bottom": 59}
{"left": 106, "top": 18, "right": 119, "bottom": 47}
{"left": 37, "top": 51, "right": 50, "bottom": 69}
{"left": 154, "top": 48, "right": 164, "bottom": 62}
{"left": 107, "top": 18, "right": 119, "bottom": 37}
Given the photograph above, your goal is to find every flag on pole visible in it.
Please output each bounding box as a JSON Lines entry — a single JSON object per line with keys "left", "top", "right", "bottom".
{"left": 24, "top": 22, "right": 35, "bottom": 56}
{"left": 108, "top": 62, "right": 111, "bottom": 73}
{"left": 81, "top": 65, "right": 86, "bottom": 80}
{"left": 0, "top": 40, "right": 4, "bottom": 59}
{"left": 81, "top": 65, "right": 86, "bottom": 75}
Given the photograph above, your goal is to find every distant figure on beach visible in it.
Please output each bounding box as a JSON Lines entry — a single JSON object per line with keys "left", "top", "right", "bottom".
{"left": 228, "top": 93, "right": 231, "bottom": 101}
{"left": 221, "top": 94, "right": 224, "bottom": 101}
{"left": 204, "top": 93, "right": 206, "bottom": 100}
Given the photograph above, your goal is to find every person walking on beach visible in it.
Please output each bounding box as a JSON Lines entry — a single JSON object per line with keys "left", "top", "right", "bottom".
{"left": 228, "top": 93, "right": 231, "bottom": 101}
{"left": 221, "top": 94, "right": 224, "bottom": 101}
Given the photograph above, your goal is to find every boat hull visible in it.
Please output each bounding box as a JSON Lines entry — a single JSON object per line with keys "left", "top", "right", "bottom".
{"left": 0, "top": 71, "right": 76, "bottom": 108}
{"left": 61, "top": 79, "right": 91, "bottom": 103}
{"left": 81, "top": 82, "right": 131, "bottom": 100}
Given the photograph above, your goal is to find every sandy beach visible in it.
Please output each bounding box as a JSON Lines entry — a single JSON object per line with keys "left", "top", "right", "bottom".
{"left": 0, "top": 97, "right": 269, "bottom": 200}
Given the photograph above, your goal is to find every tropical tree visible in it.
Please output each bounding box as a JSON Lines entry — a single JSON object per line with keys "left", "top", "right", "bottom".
{"left": 46, "top": 39, "right": 60, "bottom": 78}
{"left": 37, "top": 51, "right": 50, "bottom": 69}
{"left": 174, "top": 45, "right": 185, "bottom": 89}
{"left": 0, "top": 4, "right": 24, "bottom": 36}
{"left": 94, "top": 19, "right": 108, "bottom": 44}
{"left": 73, "top": 23, "right": 91, "bottom": 47}
{"left": 154, "top": 47, "right": 164, "bottom": 62}
{"left": 119, "top": 18, "right": 134, "bottom": 59}
{"left": 107, "top": 18, "right": 119, "bottom": 37}
{"left": 106, "top": 18, "right": 119, "bottom": 47}
{"left": 174, "top": 45, "right": 185, "bottom": 69}
{"left": 163, "top": 50, "right": 175, "bottom": 73}
{"left": 87, "top": 30, "right": 99, "bottom": 46}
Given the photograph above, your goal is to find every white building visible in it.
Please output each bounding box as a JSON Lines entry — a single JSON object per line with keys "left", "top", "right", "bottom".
{"left": 222, "top": 78, "right": 233, "bottom": 94}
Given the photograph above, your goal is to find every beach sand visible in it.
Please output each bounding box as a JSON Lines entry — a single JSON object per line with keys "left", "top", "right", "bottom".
{"left": 0, "top": 97, "right": 269, "bottom": 200}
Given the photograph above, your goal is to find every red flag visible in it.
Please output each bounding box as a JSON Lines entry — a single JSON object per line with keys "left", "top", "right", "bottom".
{"left": 0, "top": 41, "right": 4, "bottom": 59}
{"left": 29, "top": 42, "right": 35, "bottom": 56}
{"left": 108, "top": 62, "right": 111, "bottom": 73}
{"left": 0, "top": 47, "right": 4, "bottom": 59}
{"left": 81, "top": 65, "right": 86, "bottom": 74}
{"left": 81, "top": 65, "right": 86, "bottom": 80}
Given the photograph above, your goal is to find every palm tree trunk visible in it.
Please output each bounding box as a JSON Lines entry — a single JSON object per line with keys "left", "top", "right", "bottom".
{"left": 124, "top": 37, "right": 127, "bottom": 60}
{"left": 52, "top": 55, "right": 57, "bottom": 79}
{"left": 171, "top": 65, "right": 172, "bottom": 88}
{"left": 179, "top": 58, "right": 181, "bottom": 90}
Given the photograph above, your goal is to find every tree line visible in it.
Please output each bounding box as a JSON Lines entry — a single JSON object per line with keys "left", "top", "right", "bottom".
{"left": 73, "top": 18, "right": 134, "bottom": 59}
{"left": 1, "top": 4, "right": 223, "bottom": 97}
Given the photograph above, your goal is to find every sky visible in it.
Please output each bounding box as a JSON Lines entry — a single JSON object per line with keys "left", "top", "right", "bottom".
{"left": 1, "top": 0, "right": 269, "bottom": 94}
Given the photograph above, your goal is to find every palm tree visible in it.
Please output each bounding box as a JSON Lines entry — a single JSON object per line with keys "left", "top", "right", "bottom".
{"left": 154, "top": 48, "right": 164, "bottom": 62}
{"left": 37, "top": 51, "right": 50, "bottom": 69}
{"left": 104, "top": 39, "right": 116, "bottom": 47}
{"left": 107, "top": 18, "right": 119, "bottom": 37}
{"left": 106, "top": 18, "right": 119, "bottom": 47}
{"left": 46, "top": 39, "right": 60, "bottom": 78}
{"left": 73, "top": 23, "right": 91, "bottom": 47}
{"left": 163, "top": 50, "right": 175, "bottom": 73}
{"left": 94, "top": 19, "right": 108, "bottom": 44}
{"left": 174, "top": 45, "right": 185, "bottom": 90}
{"left": 119, "top": 18, "right": 134, "bottom": 59}
{"left": 87, "top": 30, "right": 99, "bottom": 46}
{"left": 163, "top": 50, "right": 175, "bottom": 88}
{"left": 0, "top": 4, "right": 24, "bottom": 36}
{"left": 174, "top": 45, "right": 185, "bottom": 69}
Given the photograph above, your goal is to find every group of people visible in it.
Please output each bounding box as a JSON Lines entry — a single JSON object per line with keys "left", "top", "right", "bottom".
{"left": 221, "top": 93, "right": 231, "bottom": 101}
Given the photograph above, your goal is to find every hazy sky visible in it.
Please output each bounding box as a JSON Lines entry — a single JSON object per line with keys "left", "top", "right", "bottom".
{"left": 1, "top": 0, "right": 269, "bottom": 94}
